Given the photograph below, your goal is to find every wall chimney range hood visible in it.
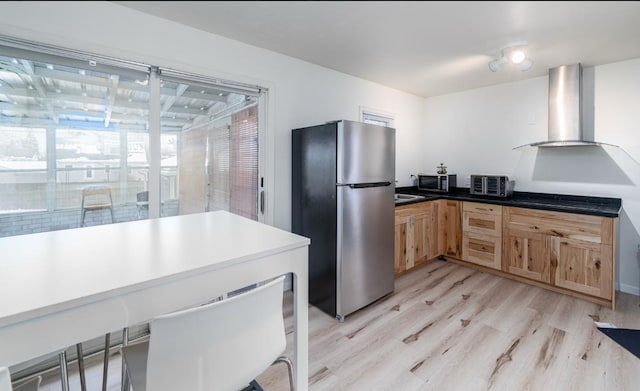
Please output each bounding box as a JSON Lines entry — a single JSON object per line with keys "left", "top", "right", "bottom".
{"left": 515, "top": 63, "right": 618, "bottom": 149}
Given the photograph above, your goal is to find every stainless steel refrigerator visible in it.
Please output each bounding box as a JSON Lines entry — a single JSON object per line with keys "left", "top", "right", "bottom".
{"left": 292, "top": 120, "right": 395, "bottom": 321}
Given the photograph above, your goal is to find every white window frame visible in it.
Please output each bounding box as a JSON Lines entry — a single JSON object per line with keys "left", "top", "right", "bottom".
{"left": 359, "top": 106, "right": 396, "bottom": 128}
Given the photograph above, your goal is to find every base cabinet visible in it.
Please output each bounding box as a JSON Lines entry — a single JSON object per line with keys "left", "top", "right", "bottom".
{"left": 395, "top": 198, "right": 616, "bottom": 308}
{"left": 502, "top": 207, "right": 615, "bottom": 304}
{"left": 394, "top": 201, "right": 438, "bottom": 275}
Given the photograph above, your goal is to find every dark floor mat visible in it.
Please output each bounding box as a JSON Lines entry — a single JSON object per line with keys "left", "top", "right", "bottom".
{"left": 597, "top": 327, "right": 640, "bottom": 359}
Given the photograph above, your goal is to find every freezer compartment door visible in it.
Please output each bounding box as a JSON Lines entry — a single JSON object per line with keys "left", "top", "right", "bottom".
{"left": 292, "top": 124, "right": 338, "bottom": 317}
{"left": 337, "top": 183, "right": 394, "bottom": 318}
{"left": 337, "top": 120, "right": 395, "bottom": 184}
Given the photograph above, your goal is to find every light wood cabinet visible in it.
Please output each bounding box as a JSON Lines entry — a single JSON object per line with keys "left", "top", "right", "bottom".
{"left": 416, "top": 203, "right": 440, "bottom": 262}
{"left": 553, "top": 237, "right": 613, "bottom": 300}
{"left": 503, "top": 227, "right": 550, "bottom": 282}
{"left": 502, "top": 207, "right": 615, "bottom": 305}
{"left": 462, "top": 202, "right": 502, "bottom": 270}
{"left": 438, "top": 199, "right": 462, "bottom": 258}
{"left": 394, "top": 201, "right": 439, "bottom": 275}
{"left": 395, "top": 197, "right": 616, "bottom": 308}
{"left": 394, "top": 213, "right": 409, "bottom": 275}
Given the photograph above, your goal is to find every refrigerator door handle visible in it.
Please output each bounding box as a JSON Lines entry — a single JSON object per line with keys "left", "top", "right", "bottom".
{"left": 339, "top": 182, "right": 392, "bottom": 189}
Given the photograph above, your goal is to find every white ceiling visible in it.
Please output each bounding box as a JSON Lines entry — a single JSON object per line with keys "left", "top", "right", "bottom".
{"left": 115, "top": 1, "right": 640, "bottom": 98}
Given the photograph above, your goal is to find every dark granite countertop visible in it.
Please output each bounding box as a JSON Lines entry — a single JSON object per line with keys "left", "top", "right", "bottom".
{"left": 395, "top": 186, "right": 622, "bottom": 218}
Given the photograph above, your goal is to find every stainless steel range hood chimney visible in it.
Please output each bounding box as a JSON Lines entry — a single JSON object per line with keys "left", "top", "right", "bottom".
{"left": 515, "top": 63, "right": 617, "bottom": 149}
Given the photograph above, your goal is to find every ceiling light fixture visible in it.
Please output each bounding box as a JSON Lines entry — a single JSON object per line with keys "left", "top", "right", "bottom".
{"left": 489, "top": 42, "right": 533, "bottom": 72}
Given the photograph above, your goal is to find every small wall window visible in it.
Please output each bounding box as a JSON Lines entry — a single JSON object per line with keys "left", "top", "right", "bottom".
{"left": 360, "top": 106, "right": 395, "bottom": 128}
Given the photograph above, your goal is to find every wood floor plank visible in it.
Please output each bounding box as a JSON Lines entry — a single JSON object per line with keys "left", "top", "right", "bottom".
{"left": 414, "top": 322, "right": 504, "bottom": 390}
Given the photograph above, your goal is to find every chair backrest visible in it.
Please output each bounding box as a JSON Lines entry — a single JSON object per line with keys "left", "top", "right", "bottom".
{"left": 0, "top": 367, "right": 40, "bottom": 391}
{"left": 146, "top": 275, "right": 287, "bottom": 391}
{"left": 82, "top": 185, "right": 112, "bottom": 198}
{"left": 13, "top": 377, "right": 40, "bottom": 391}
{"left": 136, "top": 191, "right": 149, "bottom": 203}
{"left": 81, "top": 185, "right": 113, "bottom": 207}
{"left": 0, "top": 367, "right": 10, "bottom": 391}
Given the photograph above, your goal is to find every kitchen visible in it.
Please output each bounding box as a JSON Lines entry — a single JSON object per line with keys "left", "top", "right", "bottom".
{"left": 1, "top": 1, "right": 640, "bottom": 390}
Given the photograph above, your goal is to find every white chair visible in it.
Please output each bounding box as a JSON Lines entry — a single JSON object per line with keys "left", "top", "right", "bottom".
{"left": 120, "top": 275, "right": 293, "bottom": 391}
{"left": 0, "top": 367, "right": 9, "bottom": 391}
{"left": 0, "top": 367, "right": 41, "bottom": 391}
{"left": 135, "top": 191, "right": 149, "bottom": 219}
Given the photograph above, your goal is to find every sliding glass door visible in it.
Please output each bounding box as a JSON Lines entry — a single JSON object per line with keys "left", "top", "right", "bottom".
{"left": 157, "top": 73, "right": 260, "bottom": 221}
{"left": 0, "top": 40, "right": 266, "bottom": 238}
{"left": 0, "top": 45, "right": 151, "bottom": 234}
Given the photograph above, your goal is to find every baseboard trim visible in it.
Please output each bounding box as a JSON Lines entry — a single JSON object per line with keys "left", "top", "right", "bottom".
{"left": 619, "top": 283, "right": 640, "bottom": 296}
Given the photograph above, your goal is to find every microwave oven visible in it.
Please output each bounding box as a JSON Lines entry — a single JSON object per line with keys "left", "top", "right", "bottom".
{"left": 417, "top": 174, "right": 457, "bottom": 192}
{"left": 470, "top": 175, "right": 514, "bottom": 197}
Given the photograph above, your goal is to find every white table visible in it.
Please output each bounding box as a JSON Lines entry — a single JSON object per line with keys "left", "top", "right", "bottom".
{"left": 0, "top": 211, "right": 310, "bottom": 390}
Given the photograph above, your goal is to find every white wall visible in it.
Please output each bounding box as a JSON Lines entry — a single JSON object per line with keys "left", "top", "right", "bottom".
{"left": 424, "top": 59, "right": 640, "bottom": 295}
{"left": 0, "top": 1, "right": 426, "bottom": 230}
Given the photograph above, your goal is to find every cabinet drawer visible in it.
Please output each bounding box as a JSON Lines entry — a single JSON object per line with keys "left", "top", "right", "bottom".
{"left": 504, "top": 207, "right": 611, "bottom": 245}
{"left": 395, "top": 201, "right": 430, "bottom": 218}
{"left": 462, "top": 231, "right": 501, "bottom": 270}
{"left": 463, "top": 210, "right": 502, "bottom": 236}
{"left": 463, "top": 202, "right": 502, "bottom": 237}
{"left": 463, "top": 201, "right": 502, "bottom": 216}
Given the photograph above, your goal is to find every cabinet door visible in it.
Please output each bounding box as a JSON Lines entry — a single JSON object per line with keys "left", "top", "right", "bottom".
{"left": 553, "top": 238, "right": 613, "bottom": 300}
{"left": 503, "top": 228, "right": 550, "bottom": 283}
{"left": 413, "top": 202, "right": 439, "bottom": 265}
{"left": 439, "top": 200, "right": 462, "bottom": 258}
{"left": 427, "top": 201, "right": 440, "bottom": 260}
{"left": 394, "top": 214, "right": 411, "bottom": 274}
{"left": 413, "top": 211, "right": 430, "bottom": 266}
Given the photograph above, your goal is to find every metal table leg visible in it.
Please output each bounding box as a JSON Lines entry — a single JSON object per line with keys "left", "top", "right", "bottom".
{"left": 75, "top": 344, "right": 87, "bottom": 391}
{"left": 121, "top": 328, "right": 129, "bottom": 391}
{"left": 58, "top": 351, "right": 69, "bottom": 391}
{"left": 102, "top": 333, "right": 110, "bottom": 391}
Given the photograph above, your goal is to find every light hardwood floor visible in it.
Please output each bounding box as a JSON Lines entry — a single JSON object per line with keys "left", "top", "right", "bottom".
{"left": 37, "top": 260, "right": 640, "bottom": 390}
